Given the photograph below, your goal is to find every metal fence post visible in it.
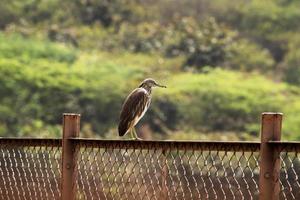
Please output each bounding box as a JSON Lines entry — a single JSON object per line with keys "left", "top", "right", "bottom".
{"left": 259, "top": 112, "right": 282, "bottom": 200}
{"left": 61, "top": 113, "right": 80, "bottom": 200}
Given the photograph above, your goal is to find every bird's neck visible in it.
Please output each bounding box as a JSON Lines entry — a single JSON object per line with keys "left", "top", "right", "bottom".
{"left": 140, "top": 85, "right": 152, "bottom": 94}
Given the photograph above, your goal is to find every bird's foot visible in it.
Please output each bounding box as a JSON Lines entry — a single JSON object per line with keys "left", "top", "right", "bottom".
{"left": 131, "top": 137, "right": 142, "bottom": 141}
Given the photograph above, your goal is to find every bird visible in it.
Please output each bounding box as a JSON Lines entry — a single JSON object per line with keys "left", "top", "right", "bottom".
{"left": 118, "top": 78, "right": 166, "bottom": 140}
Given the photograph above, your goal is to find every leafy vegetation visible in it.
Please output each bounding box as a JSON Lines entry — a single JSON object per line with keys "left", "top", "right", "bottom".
{"left": 0, "top": 0, "right": 300, "bottom": 140}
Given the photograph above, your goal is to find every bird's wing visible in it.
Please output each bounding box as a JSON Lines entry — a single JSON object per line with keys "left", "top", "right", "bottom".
{"left": 118, "top": 88, "right": 149, "bottom": 136}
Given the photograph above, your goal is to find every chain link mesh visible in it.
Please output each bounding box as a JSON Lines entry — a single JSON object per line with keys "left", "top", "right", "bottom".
{"left": 0, "top": 139, "right": 61, "bottom": 200}
{"left": 1, "top": 139, "right": 300, "bottom": 199}
{"left": 278, "top": 149, "right": 300, "bottom": 200}
{"left": 74, "top": 142, "right": 260, "bottom": 200}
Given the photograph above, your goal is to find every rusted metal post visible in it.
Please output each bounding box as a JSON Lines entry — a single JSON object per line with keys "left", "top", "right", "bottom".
{"left": 259, "top": 112, "right": 282, "bottom": 200}
{"left": 61, "top": 113, "right": 80, "bottom": 200}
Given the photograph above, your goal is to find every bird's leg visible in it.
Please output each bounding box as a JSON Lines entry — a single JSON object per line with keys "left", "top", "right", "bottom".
{"left": 133, "top": 127, "right": 141, "bottom": 140}
{"left": 130, "top": 128, "right": 135, "bottom": 140}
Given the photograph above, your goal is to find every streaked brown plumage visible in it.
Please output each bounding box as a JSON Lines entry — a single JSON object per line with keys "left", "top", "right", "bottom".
{"left": 118, "top": 78, "right": 166, "bottom": 139}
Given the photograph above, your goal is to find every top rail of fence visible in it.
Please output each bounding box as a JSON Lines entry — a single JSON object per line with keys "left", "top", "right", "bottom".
{"left": 70, "top": 138, "right": 261, "bottom": 151}
{"left": 0, "top": 137, "right": 300, "bottom": 152}
{"left": 0, "top": 137, "right": 61, "bottom": 146}
{"left": 268, "top": 141, "right": 300, "bottom": 152}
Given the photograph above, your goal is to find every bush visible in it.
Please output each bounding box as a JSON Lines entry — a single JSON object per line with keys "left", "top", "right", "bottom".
{"left": 0, "top": 0, "right": 23, "bottom": 29}
{"left": 282, "top": 36, "right": 300, "bottom": 85}
{"left": 0, "top": 34, "right": 150, "bottom": 136}
{"left": 283, "top": 98, "right": 300, "bottom": 140}
{"left": 212, "top": 0, "right": 300, "bottom": 37}
{"left": 103, "top": 17, "right": 236, "bottom": 70}
{"left": 117, "top": 22, "right": 169, "bottom": 53}
{"left": 211, "top": 0, "right": 300, "bottom": 63}
{"left": 0, "top": 33, "right": 77, "bottom": 63}
{"left": 154, "top": 69, "right": 294, "bottom": 135}
{"left": 226, "top": 39, "right": 275, "bottom": 72}
{"left": 165, "top": 17, "right": 235, "bottom": 69}
{"left": 0, "top": 53, "right": 148, "bottom": 136}
{"left": 1, "top": 32, "right": 300, "bottom": 140}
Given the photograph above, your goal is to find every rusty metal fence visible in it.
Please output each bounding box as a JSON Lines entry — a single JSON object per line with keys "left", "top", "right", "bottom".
{"left": 0, "top": 113, "right": 299, "bottom": 200}
{"left": 270, "top": 142, "right": 300, "bottom": 200}
{"left": 0, "top": 139, "right": 62, "bottom": 200}
{"left": 73, "top": 140, "right": 261, "bottom": 200}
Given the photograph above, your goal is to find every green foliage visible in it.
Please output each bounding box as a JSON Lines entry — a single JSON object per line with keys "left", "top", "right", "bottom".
{"left": 0, "top": 53, "right": 146, "bottom": 136}
{"left": 0, "top": 0, "right": 24, "bottom": 28}
{"left": 238, "top": 0, "right": 300, "bottom": 36}
{"left": 226, "top": 39, "right": 275, "bottom": 72}
{"left": 212, "top": 0, "right": 300, "bottom": 36}
{"left": 282, "top": 36, "right": 300, "bottom": 85}
{"left": 154, "top": 69, "right": 293, "bottom": 135}
{"left": 117, "top": 22, "right": 168, "bottom": 53}
{"left": 0, "top": 0, "right": 148, "bottom": 28}
{"left": 112, "top": 18, "right": 236, "bottom": 71}
{"left": 70, "top": 0, "right": 147, "bottom": 27}
{"left": 0, "top": 33, "right": 77, "bottom": 63}
{"left": 0, "top": 32, "right": 300, "bottom": 139}
{"left": 1, "top": 0, "right": 300, "bottom": 140}
{"left": 284, "top": 99, "right": 300, "bottom": 140}
{"left": 166, "top": 18, "right": 235, "bottom": 69}
{"left": 0, "top": 33, "right": 170, "bottom": 136}
{"left": 211, "top": 0, "right": 300, "bottom": 62}
{"left": 2, "top": 0, "right": 296, "bottom": 74}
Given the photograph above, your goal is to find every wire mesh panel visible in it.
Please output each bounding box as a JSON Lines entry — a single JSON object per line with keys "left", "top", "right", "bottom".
{"left": 279, "top": 151, "right": 300, "bottom": 200}
{"left": 0, "top": 139, "right": 62, "bottom": 200}
{"left": 271, "top": 143, "right": 300, "bottom": 200}
{"left": 73, "top": 140, "right": 260, "bottom": 200}
{"left": 1, "top": 137, "right": 300, "bottom": 199}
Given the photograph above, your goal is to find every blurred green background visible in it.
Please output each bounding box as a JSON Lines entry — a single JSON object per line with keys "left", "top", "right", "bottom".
{"left": 0, "top": 0, "right": 300, "bottom": 140}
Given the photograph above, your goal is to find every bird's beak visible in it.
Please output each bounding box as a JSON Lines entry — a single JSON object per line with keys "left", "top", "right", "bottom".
{"left": 156, "top": 83, "right": 167, "bottom": 88}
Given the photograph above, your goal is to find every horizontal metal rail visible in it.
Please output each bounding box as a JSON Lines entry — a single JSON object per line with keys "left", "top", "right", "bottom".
{"left": 0, "top": 137, "right": 299, "bottom": 152}
{"left": 268, "top": 141, "right": 300, "bottom": 152}
{"left": 70, "top": 138, "right": 261, "bottom": 151}
{"left": 0, "top": 137, "right": 61, "bottom": 146}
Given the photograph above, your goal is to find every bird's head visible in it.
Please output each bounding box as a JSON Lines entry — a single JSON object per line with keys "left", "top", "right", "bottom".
{"left": 139, "top": 78, "right": 166, "bottom": 89}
